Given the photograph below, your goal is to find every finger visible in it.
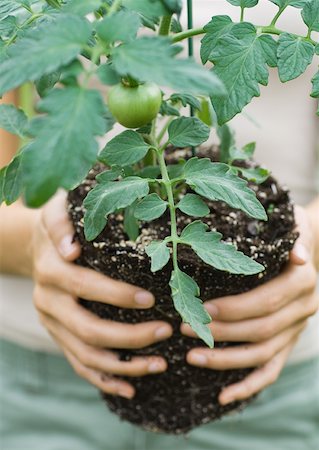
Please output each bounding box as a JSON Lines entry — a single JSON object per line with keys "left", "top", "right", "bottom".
{"left": 290, "top": 205, "right": 312, "bottom": 265}
{"left": 186, "top": 320, "right": 306, "bottom": 370}
{"left": 41, "top": 313, "right": 167, "bottom": 376}
{"left": 63, "top": 348, "right": 135, "bottom": 399}
{"left": 203, "top": 262, "right": 317, "bottom": 322}
{"left": 42, "top": 190, "right": 81, "bottom": 261}
{"left": 35, "top": 286, "right": 173, "bottom": 349}
{"left": 181, "top": 292, "right": 317, "bottom": 342}
{"left": 35, "top": 254, "right": 156, "bottom": 309}
{"left": 218, "top": 337, "right": 298, "bottom": 405}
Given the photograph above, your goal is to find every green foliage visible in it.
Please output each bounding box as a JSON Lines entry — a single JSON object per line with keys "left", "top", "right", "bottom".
{"left": 209, "top": 22, "right": 277, "bottom": 124}
{"left": 2, "top": 153, "right": 24, "bottom": 204}
{"left": 84, "top": 176, "right": 149, "bottom": 241}
{"left": 124, "top": 202, "right": 140, "bottom": 241}
{"left": 277, "top": 33, "right": 315, "bottom": 82}
{"left": 96, "top": 10, "right": 141, "bottom": 43}
{"left": 177, "top": 194, "right": 209, "bottom": 217}
{"left": 201, "top": 15, "right": 235, "bottom": 65}
{"left": 134, "top": 193, "right": 168, "bottom": 221}
{"left": 170, "top": 93, "right": 201, "bottom": 111}
{"left": 170, "top": 268, "right": 214, "bottom": 348}
{"left": 0, "top": 167, "right": 6, "bottom": 205}
{"left": 183, "top": 158, "right": 267, "bottom": 220}
{"left": 268, "top": 0, "right": 309, "bottom": 8}
{"left": 0, "top": 15, "right": 91, "bottom": 95}
{"left": 35, "top": 72, "right": 61, "bottom": 98}
{"left": 23, "top": 87, "right": 108, "bottom": 207}
{"left": 0, "top": 104, "right": 28, "bottom": 138}
{"left": 99, "top": 131, "right": 151, "bottom": 166}
{"left": 180, "top": 221, "right": 264, "bottom": 274}
{"left": 301, "top": 0, "right": 319, "bottom": 31}
{"left": 62, "top": 0, "right": 102, "bottom": 16}
{"left": 0, "top": 16, "right": 17, "bottom": 38}
{"left": 168, "top": 117, "right": 210, "bottom": 147}
{"left": 145, "top": 240, "right": 170, "bottom": 272}
{"left": 226, "top": 0, "right": 259, "bottom": 7}
{"left": 311, "top": 71, "right": 319, "bottom": 114}
{"left": 111, "top": 37, "right": 226, "bottom": 95}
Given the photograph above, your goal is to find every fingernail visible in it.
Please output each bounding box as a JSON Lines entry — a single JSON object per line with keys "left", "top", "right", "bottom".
{"left": 189, "top": 353, "right": 208, "bottom": 366}
{"left": 148, "top": 360, "right": 165, "bottom": 373}
{"left": 59, "top": 235, "right": 76, "bottom": 258}
{"left": 118, "top": 388, "right": 134, "bottom": 399}
{"left": 155, "top": 325, "right": 172, "bottom": 339}
{"left": 205, "top": 302, "right": 219, "bottom": 317}
{"left": 134, "top": 291, "right": 154, "bottom": 307}
{"left": 293, "top": 243, "right": 309, "bottom": 263}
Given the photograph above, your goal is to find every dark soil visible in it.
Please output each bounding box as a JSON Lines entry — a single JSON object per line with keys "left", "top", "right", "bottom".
{"left": 67, "top": 147, "right": 297, "bottom": 435}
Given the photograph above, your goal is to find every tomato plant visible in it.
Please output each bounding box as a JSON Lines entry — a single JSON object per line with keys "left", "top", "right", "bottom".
{"left": 0, "top": 0, "right": 318, "bottom": 346}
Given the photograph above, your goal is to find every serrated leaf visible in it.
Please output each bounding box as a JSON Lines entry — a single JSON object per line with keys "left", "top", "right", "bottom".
{"left": 237, "top": 166, "right": 270, "bottom": 183}
{"left": 145, "top": 240, "right": 170, "bottom": 272}
{"left": 35, "top": 71, "right": 61, "bottom": 98}
{"left": 0, "top": 104, "right": 28, "bottom": 137}
{"left": 0, "top": 14, "right": 91, "bottom": 95}
{"left": 170, "top": 93, "right": 201, "bottom": 111}
{"left": 22, "top": 87, "right": 107, "bottom": 207}
{"left": 183, "top": 158, "right": 267, "bottom": 220}
{"left": 0, "top": 166, "right": 6, "bottom": 204}
{"left": 269, "top": 0, "right": 309, "bottom": 7}
{"left": 217, "top": 124, "right": 235, "bottom": 163}
{"left": 97, "top": 63, "right": 121, "bottom": 86}
{"left": 96, "top": 167, "right": 123, "bottom": 182}
{"left": 0, "top": 1, "right": 35, "bottom": 20}
{"left": 168, "top": 117, "right": 210, "bottom": 147}
{"left": 180, "top": 221, "right": 264, "bottom": 275}
{"left": 311, "top": 71, "right": 319, "bottom": 114}
{"left": 138, "top": 165, "right": 161, "bottom": 179}
{"left": 229, "top": 142, "right": 256, "bottom": 162}
{"left": 259, "top": 34, "right": 278, "bottom": 67}
{"left": 96, "top": 10, "right": 140, "bottom": 43}
{"left": 62, "top": 0, "right": 102, "bottom": 15}
{"left": 2, "top": 153, "right": 24, "bottom": 204}
{"left": 84, "top": 176, "right": 149, "bottom": 241}
{"left": 122, "top": 0, "right": 169, "bottom": 19}
{"left": 162, "top": 0, "right": 182, "bottom": 13}
{"left": 170, "top": 268, "right": 213, "bottom": 348}
{"left": 210, "top": 22, "right": 273, "bottom": 124}
{"left": 226, "top": 0, "right": 259, "bottom": 7}
{"left": 99, "top": 130, "right": 150, "bottom": 167}
{"left": 160, "top": 100, "right": 180, "bottom": 117}
{"left": 302, "top": 0, "right": 319, "bottom": 31}
{"left": 195, "top": 96, "right": 216, "bottom": 126}
{"left": 277, "top": 33, "right": 314, "bottom": 82}
{"left": 124, "top": 202, "right": 140, "bottom": 241}
{"left": 177, "top": 194, "right": 209, "bottom": 217}
{"left": 111, "top": 37, "right": 226, "bottom": 96}
{"left": 201, "top": 15, "right": 235, "bottom": 65}
{"left": 134, "top": 193, "right": 167, "bottom": 221}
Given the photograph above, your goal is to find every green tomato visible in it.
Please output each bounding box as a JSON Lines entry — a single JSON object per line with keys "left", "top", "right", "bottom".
{"left": 107, "top": 82, "right": 162, "bottom": 129}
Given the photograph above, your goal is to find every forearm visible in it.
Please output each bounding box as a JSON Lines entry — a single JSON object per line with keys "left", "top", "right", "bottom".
{"left": 0, "top": 202, "right": 40, "bottom": 277}
{"left": 306, "top": 195, "right": 319, "bottom": 271}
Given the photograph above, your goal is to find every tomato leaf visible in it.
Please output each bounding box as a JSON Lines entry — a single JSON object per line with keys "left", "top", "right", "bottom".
{"left": 268, "top": 0, "right": 309, "bottom": 7}
{"left": 0, "top": 166, "right": 6, "bottom": 205}
{"left": 0, "top": 16, "right": 17, "bottom": 39}
{"left": 209, "top": 23, "right": 274, "bottom": 124}
{"left": 84, "top": 176, "right": 149, "bottom": 241}
{"left": 229, "top": 142, "right": 256, "bottom": 162}
{"left": 0, "top": 14, "right": 91, "bottom": 95}
{"left": 99, "top": 130, "right": 151, "bottom": 167}
{"left": 277, "top": 33, "right": 315, "bottom": 82}
{"left": 237, "top": 166, "right": 270, "bottom": 184}
{"left": 226, "top": 0, "right": 259, "bottom": 7}
{"left": 180, "top": 221, "right": 264, "bottom": 274}
{"left": 0, "top": 104, "right": 28, "bottom": 137}
{"left": 168, "top": 117, "right": 210, "bottom": 147}
{"left": 145, "top": 240, "right": 170, "bottom": 272}
{"left": 97, "top": 64, "right": 121, "bottom": 86}
{"left": 134, "top": 193, "right": 168, "bottom": 221}
{"left": 96, "top": 10, "right": 141, "bottom": 43}
{"left": 122, "top": 0, "right": 169, "bottom": 19}
{"left": 62, "top": 0, "right": 102, "bottom": 16}
{"left": 183, "top": 158, "right": 267, "bottom": 220}
{"left": 177, "top": 194, "right": 209, "bottom": 217}
{"left": 170, "top": 93, "right": 201, "bottom": 111}
{"left": 302, "top": 0, "right": 319, "bottom": 31}
{"left": 170, "top": 268, "right": 214, "bottom": 348}
{"left": 124, "top": 202, "right": 140, "bottom": 241}
{"left": 201, "top": 15, "right": 235, "bottom": 65}
{"left": 311, "top": 71, "right": 319, "bottom": 114}
{"left": 217, "top": 123, "right": 235, "bottom": 163}
{"left": 22, "top": 87, "right": 108, "bottom": 207}
{"left": 2, "top": 153, "right": 24, "bottom": 205}
{"left": 111, "top": 37, "right": 226, "bottom": 96}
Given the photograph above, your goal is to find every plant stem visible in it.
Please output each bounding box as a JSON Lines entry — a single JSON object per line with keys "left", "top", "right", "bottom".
{"left": 270, "top": 7, "right": 286, "bottom": 27}
{"left": 159, "top": 15, "right": 173, "bottom": 36}
{"left": 158, "top": 149, "right": 179, "bottom": 269}
{"left": 6, "top": 13, "right": 43, "bottom": 46}
{"left": 108, "top": 0, "right": 122, "bottom": 15}
{"left": 157, "top": 117, "right": 174, "bottom": 144}
{"left": 172, "top": 27, "right": 205, "bottom": 43}
{"left": 240, "top": 7, "right": 244, "bottom": 22}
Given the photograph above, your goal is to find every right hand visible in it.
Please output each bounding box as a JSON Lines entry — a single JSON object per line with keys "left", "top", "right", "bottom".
{"left": 32, "top": 192, "right": 172, "bottom": 399}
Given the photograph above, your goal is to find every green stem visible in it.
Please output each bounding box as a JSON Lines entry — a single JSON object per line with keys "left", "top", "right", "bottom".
{"left": 173, "top": 25, "right": 317, "bottom": 47}
{"left": 157, "top": 116, "right": 174, "bottom": 144}
{"left": 240, "top": 7, "right": 244, "bottom": 22}
{"left": 158, "top": 150, "right": 179, "bottom": 269}
{"left": 270, "top": 7, "right": 286, "bottom": 27}
{"left": 6, "top": 13, "right": 43, "bottom": 46}
{"left": 108, "top": 0, "right": 122, "bottom": 15}
{"left": 159, "top": 14, "right": 173, "bottom": 36}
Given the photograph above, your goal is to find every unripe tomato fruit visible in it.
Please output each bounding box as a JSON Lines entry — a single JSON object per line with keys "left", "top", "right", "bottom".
{"left": 107, "top": 82, "right": 162, "bottom": 129}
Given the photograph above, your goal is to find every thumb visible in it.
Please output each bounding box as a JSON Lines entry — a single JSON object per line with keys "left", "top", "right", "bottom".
{"left": 290, "top": 205, "right": 312, "bottom": 266}
{"left": 42, "top": 190, "right": 81, "bottom": 261}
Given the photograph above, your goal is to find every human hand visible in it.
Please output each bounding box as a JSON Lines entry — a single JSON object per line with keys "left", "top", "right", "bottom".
{"left": 181, "top": 205, "right": 319, "bottom": 405}
{"left": 32, "top": 192, "right": 172, "bottom": 399}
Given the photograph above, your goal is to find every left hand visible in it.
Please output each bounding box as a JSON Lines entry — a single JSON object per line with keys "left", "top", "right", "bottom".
{"left": 181, "top": 206, "right": 319, "bottom": 405}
